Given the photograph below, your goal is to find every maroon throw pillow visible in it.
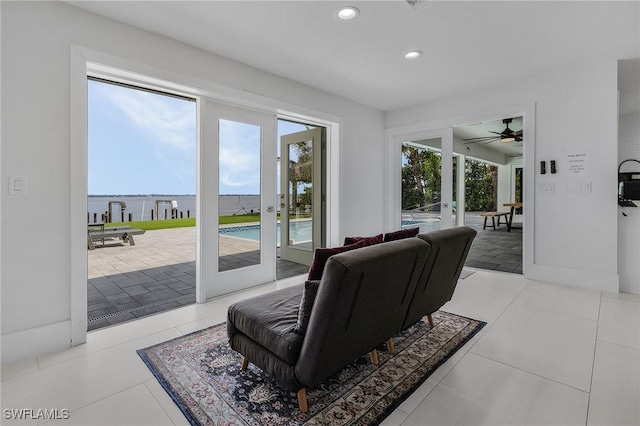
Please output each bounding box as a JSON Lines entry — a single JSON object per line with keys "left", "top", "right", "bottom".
{"left": 343, "top": 233, "right": 383, "bottom": 246}
{"left": 383, "top": 227, "right": 420, "bottom": 242}
{"left": 308, "top": 239, "right": 367, "bottom": 280}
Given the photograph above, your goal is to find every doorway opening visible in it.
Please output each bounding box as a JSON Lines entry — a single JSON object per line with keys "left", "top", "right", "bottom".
{"left": 87, "top": 77, "right": 197, "bottom": 330}
{"left": 398, "top": 117, "right": 524, "bottom": 274}
{"left": 453, "top": 116, "right": 524, "bottom": 274}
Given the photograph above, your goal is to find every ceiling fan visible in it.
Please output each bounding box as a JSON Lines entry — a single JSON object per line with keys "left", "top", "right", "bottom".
{"left": 463, "top": 118, "right": 523, "bottom": 144}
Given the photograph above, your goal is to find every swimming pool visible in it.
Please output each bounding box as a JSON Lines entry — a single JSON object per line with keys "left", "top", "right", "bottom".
{"left": 219, "top": 220, "right": 312, "bottom": 246}
{"left": 219, "top": 219, "right": 424, "bottom": 245}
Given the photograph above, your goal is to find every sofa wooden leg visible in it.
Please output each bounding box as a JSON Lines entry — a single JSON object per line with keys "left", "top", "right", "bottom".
{"left": 297, "top": 388, "right": 308, "bottom": 413}
{"left": 370, "top": 349, "right": 379, "bottom": 365}
{"left": 427, "top": 314, "right": 434, "bottom": 327}
{"left": 241, "top": 357, "right": 249, "bottom": 371}
{"left": 386, "top": 338, "right": 395, "bottom": 355}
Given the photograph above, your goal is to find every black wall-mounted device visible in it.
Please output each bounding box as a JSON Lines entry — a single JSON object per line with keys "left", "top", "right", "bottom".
{"left": 540, "top": 160, "right": 546, "bottom": 174}
{"left": 620, "top": 180, "right": 640, "bottom": 201}
{"left": 550, "top": 160, "right": 556, "bottom": 174}
{"left": 618, "top": 159, "right": 640, "bottom": 208}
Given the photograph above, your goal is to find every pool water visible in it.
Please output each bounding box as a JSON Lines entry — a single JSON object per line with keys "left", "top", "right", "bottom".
{"left": 219, "top": 220, "right": 422, "bottom": 245}
{"left": 220, "top": 220, "right": 312, "bottom": 246}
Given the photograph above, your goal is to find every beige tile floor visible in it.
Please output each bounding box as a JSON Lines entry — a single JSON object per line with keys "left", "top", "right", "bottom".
{"left": 1, "top": 271, "right": 639, "bottom": 426}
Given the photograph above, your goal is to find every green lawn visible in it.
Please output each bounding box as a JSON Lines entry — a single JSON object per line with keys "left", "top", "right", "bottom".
{"left": 105, "top": 213, "right": 310, "bottom": 231}
{"left": 106, "top": 218, "right": 196, "bottom": 231}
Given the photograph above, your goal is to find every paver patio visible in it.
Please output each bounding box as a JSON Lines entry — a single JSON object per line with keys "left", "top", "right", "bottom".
{"left": 87, "top": 227, "right": 308, "bottom": 330}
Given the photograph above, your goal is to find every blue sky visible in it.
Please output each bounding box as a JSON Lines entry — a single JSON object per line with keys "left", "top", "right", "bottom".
{"left": 88, "top": 80, "right": 307, "bottom": 195}
{"left": 88, "top": 80, "right": 197, "bottom": 195}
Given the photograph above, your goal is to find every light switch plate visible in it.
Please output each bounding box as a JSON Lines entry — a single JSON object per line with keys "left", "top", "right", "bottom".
{"left": 9, "top": 175, "right": 26, "bottom": 196}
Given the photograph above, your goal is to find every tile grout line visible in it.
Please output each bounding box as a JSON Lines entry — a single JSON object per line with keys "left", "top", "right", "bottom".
{"left": 67, "top": 382, "right": 146, "bottom": 420}
{"left": 471, "top": 352, "right": 591, "bottom": 395}
{"left": 143, "top": 380, "right": 180, "bottom": 425}
{"left": 585, "top": 293, "right": 604, "bottom": 426}
{"left": 34, "top": 327, "right": 187, "bottom": 371}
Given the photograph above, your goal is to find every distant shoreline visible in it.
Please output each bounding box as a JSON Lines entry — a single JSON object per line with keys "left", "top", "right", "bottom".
{"left": 89, "top": 194, "right": 195, "bottom": 197}
{"left": 87, "top": 194, "right": 262, "bottom": 220}
{"left": 88, "top": 194, "right": 259, "bottom": 197}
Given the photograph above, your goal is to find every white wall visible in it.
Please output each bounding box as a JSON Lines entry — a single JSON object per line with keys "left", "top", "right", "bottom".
{"left": 386, "top": 60, "right": 627, "bottom": 292}
{"left": 0, "top": 1, "right": 384, "bottom": 362}
{"left": 618, "top": 112, "right": 640, "bottom": 294}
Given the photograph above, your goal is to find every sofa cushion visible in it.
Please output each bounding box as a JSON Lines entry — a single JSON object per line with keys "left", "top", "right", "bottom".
{"left": 383, "top": 227, "right": 420, "bottom": 242}
{"left": 343, "top": 233, "right": 383, "bottom": 246}
{"left": 293, "top": 280, "right": 321, "bottom": 335}
{"left": 227, "top": 284, "right": 305, "bottom": 365}
{"left": 307, "top": 239, "right": 367, "bottom": 280}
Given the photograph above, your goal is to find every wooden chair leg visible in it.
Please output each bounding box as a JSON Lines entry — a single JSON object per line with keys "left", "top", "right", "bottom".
{"left": 427, "top": 314, "right": 434, "bottom": 327}
{"left": 241, "top": 357, "right": 249, "bottom": 371}
{"left": 297, "top": 388, "right": 308, "bottom": 413}
{"left": 386, "top": 338, "right": 395, "bottom": 355}
{"left": 370, "top": 349, "right": 379, "bottom": 365}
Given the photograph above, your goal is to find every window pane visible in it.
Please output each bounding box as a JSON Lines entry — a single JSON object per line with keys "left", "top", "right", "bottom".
{"left": 218, "top": 119, "right": 261, "bottom": 272}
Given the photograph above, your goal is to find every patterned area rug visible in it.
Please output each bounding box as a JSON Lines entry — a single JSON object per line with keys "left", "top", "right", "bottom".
{"left": 138, "top": 311, "right": 485, "bottom": 425}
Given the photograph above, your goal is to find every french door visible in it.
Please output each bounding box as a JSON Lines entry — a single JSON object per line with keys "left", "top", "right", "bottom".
{"left": 201, "top": 100, "right": 277, "bottom": 299}
{"left": 279, "top": 128, "right": 323, "bottom": 266}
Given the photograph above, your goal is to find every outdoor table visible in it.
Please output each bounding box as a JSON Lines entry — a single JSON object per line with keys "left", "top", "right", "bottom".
{"left": 503, "top": 202, "right": 523, "bottom": 231}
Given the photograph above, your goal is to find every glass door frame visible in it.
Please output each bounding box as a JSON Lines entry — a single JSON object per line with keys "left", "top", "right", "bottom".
{"left": 386, "top": 127, "right": 454, "bottom": 232}
{"left": 279, "top": 127, "right": 323, "bottom": 266}
{"left": 200, "top": 99, "right": 277, "bottom": 299}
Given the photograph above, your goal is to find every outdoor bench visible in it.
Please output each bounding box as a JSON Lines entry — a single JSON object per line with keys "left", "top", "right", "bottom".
{"left": 87, "top": 225, "right": 145, "bottom": 250}
{"left": 479, "top": 212, "right": 511, "bottom": 231}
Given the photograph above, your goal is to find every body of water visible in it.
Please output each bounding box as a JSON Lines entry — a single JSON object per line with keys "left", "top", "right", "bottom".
{"left": 87, "top": 195, "right": 262, "bottom": 222}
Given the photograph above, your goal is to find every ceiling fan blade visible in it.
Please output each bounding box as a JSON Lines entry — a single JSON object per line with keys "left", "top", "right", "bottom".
{"left": 464, "top": 137, "right": 499, "bottom": 145}
{"left": 489, "top": 131, "right": 502, "bottom": 136}
{"left": 514, "top": 130, "right": 523, "bottom": 136}
{"left": 464, "top": 136, "right": 496, "bottom": 141}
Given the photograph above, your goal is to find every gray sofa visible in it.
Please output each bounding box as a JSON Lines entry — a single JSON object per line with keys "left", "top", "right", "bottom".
{"left": 227, "top": 226, "right": 476, "bottom": 413}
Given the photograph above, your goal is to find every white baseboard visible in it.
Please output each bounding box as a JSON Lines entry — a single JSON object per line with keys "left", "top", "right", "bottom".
{"left": 526, "top": 263, "right": 619, "bottom": 293}
{"left": 1, "top": 321, "right": 70, "bottom": 365}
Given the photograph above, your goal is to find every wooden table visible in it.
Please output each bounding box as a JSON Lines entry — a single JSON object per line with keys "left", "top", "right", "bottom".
{"left": 503, "top": 202, "right": 523, "bottom": 231}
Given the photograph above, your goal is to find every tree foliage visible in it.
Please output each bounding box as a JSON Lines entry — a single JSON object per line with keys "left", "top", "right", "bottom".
{"left": 464, "top": 159, "right": 497, "bottom": 211}
{"left": 401, "top": 147, "right": 497, "bottom": 212}
{"left": 289, "top": 141, "right": 313, "bottom": 209}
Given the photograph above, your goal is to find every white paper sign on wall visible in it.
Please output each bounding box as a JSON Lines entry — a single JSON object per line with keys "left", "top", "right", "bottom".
{"left": 565, "top": 152, "right": 590, "bottom": 177}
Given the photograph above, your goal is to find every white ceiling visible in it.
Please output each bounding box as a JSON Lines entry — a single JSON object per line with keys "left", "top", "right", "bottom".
{"left": 65, "top": 1, "right": 638, "bottom": 112}
{"left": 453, "top": 117, "right": 523, "bottom": 158}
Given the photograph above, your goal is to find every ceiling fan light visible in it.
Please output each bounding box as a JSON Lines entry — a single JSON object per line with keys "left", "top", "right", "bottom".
{"left": 501, "top": 137, "right": 515, "bottom": 143}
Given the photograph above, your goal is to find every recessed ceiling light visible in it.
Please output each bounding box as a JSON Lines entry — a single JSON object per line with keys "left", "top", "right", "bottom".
{"left": 404, "top": 51, "right": 423, "bottom": 59}
{"left": 336, "top": 6, "right": 359, "bottom": 20}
